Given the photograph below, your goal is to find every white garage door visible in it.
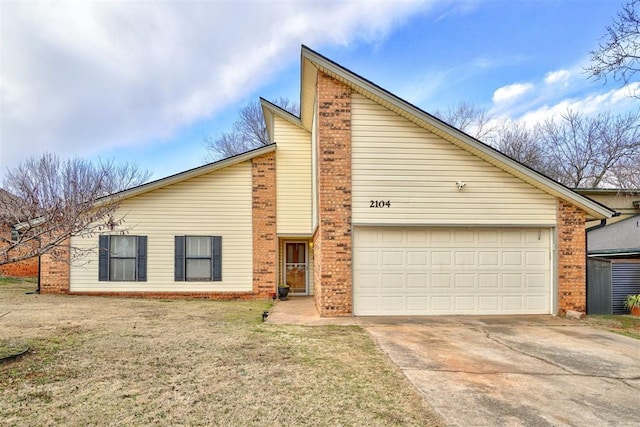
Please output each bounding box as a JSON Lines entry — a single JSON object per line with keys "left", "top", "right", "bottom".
{"left": 354, "top": 227, "right": 552, "bottom": 315}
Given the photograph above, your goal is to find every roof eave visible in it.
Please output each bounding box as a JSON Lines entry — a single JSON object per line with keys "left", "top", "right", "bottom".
{"left": 95, "top": 144, "right": 277, "bottom": 206}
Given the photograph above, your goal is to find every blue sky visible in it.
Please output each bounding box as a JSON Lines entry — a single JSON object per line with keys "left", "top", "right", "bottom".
{"left": 1, "top": 0, "right": 637, "bottom": 181}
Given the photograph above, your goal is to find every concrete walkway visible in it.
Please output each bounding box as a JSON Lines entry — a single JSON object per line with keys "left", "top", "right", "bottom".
{"left": 265, "top": 296, "right": 357, "bottom": 326}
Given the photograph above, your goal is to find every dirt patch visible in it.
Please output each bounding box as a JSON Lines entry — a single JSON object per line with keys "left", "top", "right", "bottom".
{"left": 0, "top": 280, "right": 441, "bottom": 426}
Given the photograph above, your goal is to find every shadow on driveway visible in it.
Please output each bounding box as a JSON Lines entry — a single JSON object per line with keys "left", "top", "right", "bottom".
{"left": 360, "top": 316, "right": 639, "bottom": 427}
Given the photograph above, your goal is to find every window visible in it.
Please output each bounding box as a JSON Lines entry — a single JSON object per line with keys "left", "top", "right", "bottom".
{"left": 98, "top": 235, "right": 147, "bottom": 281}
{"left": 175, "top": 236, "right": 222, "bottom": 281}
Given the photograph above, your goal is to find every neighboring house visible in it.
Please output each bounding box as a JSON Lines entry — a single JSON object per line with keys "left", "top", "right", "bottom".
{"left": 40, "top": 46, "right": 615, "bottom": 317}
{"left": 0, "top": 189, "right": 39, "bottom": 278}
{"left": 576, "top": 188, "right": 640, "bottom": 227}
{"left": 576, "top": 189, "right": 640, "bottom": 314}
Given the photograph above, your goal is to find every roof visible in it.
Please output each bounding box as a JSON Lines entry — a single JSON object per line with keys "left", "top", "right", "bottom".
{"left": 96, "top": 144, "right": 276, "bottom": 205}
{"left": 260, "top": 97, "right": 307, "bottom": 143}
{"left": 299, "top": 45, "right": 615, "bottom": 220}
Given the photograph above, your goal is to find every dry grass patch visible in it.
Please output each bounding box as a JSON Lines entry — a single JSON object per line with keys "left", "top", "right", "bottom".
{"left": 583, "top": 314, "right": 640, "bottom": 339}
{"left": 0, "top": 280, "right": 441, "bottom": 426}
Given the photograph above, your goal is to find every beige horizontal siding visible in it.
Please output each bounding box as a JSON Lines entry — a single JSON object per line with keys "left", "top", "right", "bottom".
{"left": 70, "top": 162, "right": 253, "bottom": 292}
{"left": 274, "top": 116, "right": 313, "bottom": 234}
{"left": 351, "top": 94, "right": 557, "bottom": 226}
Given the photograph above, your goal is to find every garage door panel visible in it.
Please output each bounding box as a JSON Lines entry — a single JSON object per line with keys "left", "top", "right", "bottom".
{"left": 382, "top": 251, "right": 403, "bottom": 265}
{"left": 455, "top": 296, "right": 475, "bottom": 310}
{"left": 454, "top": 274, "right": 475, "bottom": 288}
{"left": 407, "top": 274, "right": 427, "bottom": 288}
{"left": 479, "top": 296, "right": 499, "bottom": 310}
{"left": 407, "top": 296, "right": 428, "bottom": 310}
{"left": 354, "top": 227, "right": 552, "bottom": 315}
{"left": 382, "top": 273, "right": 403, "bottom": 288}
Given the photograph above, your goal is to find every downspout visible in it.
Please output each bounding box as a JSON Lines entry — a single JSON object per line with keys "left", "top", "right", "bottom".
{"left": 37, "top": 254, "right": 41, "bottom": 294}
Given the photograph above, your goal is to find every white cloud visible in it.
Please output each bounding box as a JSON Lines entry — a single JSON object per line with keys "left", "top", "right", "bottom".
{"left": 492, "top": 83, "right": 534, "bottom": 103}
{"left": 544, "top": 69, "right": 571, "bottom": 85}
{"left": 0, "top": 0, "right": 433, "bottom": 174}
{"left": 516, "top": 82, "right": 639, "bottom": 125}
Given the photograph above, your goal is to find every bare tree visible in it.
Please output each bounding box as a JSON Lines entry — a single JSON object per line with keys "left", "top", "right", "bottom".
{"left": 586, "top": 0, "right": 640, "bottom": 97}
{"left": 490, "top": 120, "right": 548, "bottom": 174}
{"left": 436, "top": 100, "right": 640, "bottom": 189}
{"left": 433, "top": 101, "right": 496, "bottom": 141}
{"left": 204, "top": 97, "right": 299, "bottom": 161}
{"left": 0, "top": 153, "right": 150, "bottom": 265}
{"left": 536, "top": 110, "right": 640, "bottom": 187}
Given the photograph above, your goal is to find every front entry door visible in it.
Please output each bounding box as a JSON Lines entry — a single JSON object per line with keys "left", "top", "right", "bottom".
{"left": 285, "top": 242, "right": 307, "bottom": 294}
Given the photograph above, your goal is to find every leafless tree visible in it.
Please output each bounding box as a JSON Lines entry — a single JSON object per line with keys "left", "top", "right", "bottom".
{"left": 490, "top": 120, "right": 548, "bottom": 175}
{"left": 536, "top": 110, "right": 640, "bottom": 187}
{"left": 0, "top": 153, "right": 150, "bottom": 265}
{"left": 586, "top": 0, "right": 640, "bottom": 97}
{"left": 436, "top": 100, "right": 640, "bottom": 189}
{"left": 433, "top": 101, "right": 496, "bottom": 141}
{"left": 204, "top": 97, "right": 299, "bottom": 161}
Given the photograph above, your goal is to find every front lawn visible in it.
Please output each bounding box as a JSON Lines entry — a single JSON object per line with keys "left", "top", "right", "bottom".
{"left": 0, "top": 280, "right": 441, "bottom": 426}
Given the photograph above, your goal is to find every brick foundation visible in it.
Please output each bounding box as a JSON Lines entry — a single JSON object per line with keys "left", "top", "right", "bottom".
{"left": 67, "top": 291, "right": 258, "bottom": 300}
{"left": 314, "top": 72, "right": 353, "bottom": 316}
{"left": 557, "top": 199, "right": 587, "bottom": 314}
{"left": 252, "top": 151, "right": 277, "bottom": 298}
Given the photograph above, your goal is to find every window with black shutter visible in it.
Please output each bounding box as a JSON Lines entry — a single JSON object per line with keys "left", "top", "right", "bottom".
{"left": 174, "top": 236, "right": 221, "bottom": 282}
{"left": 98, "top": 235, "right": 147, "bottom": 281}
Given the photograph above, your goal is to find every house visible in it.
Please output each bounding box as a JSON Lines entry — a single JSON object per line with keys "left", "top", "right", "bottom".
{"left": 40, "top": 46, "right": 616, "bottom": 317}
{"left": 576, "top": 189, "right": 640, "bottom": 314}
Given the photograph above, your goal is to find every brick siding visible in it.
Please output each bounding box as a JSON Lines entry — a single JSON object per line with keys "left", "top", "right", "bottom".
{"left": 40, "top": 240, "right": 70, "bottom": 294}
{"left": 0, "top": 226, "right": 39, "bottom": 277}
{"left": 314, "top": 72, "right": 353, "bottom": 316}
{"left": 252, "top": 151, "right": 277, "bottom": 298}
{"left": 557, "top": 199, "right": 587, "bottom": 314}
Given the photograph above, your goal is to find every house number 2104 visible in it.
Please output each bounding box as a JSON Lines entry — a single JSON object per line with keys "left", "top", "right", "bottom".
{"left": 370, "top": 200, "right": 391, "bottom": 208}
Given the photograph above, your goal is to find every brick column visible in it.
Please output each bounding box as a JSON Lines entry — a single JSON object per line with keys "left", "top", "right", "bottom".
{"left": 314, "top": 72, "right": 352, "bottom": 316}
{"left": 557, "top": 199, "right": 586, "bottom": 314}
{"left": 252, "top": 151, "right": 277, "bottom": 297}
{"left": 40, "top": 239, "right": 70, "bottom": 294}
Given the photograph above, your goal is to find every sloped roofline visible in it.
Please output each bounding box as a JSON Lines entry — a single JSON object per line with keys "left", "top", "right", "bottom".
{"left": 260, "top": 97, "right": 307, "bottom": 144}
{"left": 299, "top": 45, "right": 615, "bottom": 220}
{"left": 95, "top": 144, "right": 276, "bottom": 205}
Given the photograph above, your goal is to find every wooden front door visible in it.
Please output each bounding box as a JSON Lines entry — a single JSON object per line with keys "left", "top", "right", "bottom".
{"left": 285, "top": 242, "right": 307, "bottom": 294}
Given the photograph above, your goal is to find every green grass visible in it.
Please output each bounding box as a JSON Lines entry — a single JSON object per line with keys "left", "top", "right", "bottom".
{"left": 0, "top": 276, "right": 36, "bottom": 284}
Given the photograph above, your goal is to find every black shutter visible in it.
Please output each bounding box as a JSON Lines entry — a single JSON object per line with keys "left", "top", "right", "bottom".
{"left": 137, "top": 236, "right": 147, "bottom": 281}
{"left": 98, "top": 235, "right": 109, "bottom": 281}
{"left": 212, "top": 236, "right": 222, "bottom": 281}
{"left": 175, "top": 236, "right": 185, "bottom": 281}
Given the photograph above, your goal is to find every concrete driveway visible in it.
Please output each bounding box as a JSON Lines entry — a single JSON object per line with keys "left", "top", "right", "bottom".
{"left": 360, "top": 316, "right": 639, "bottom": 427}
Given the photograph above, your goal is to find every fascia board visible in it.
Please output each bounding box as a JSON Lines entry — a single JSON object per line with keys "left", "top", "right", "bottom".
{"left": 260, "top": 98, "right": 307, "bottom": 132}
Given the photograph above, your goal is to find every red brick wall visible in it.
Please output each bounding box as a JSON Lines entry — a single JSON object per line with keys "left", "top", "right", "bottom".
{"left": 0, "top": 226, "right": 39, "bottom": 277}
{"left": 252, "top": 151, "right": 277, "bottom": 298}
{"left": 314, "top": 72, "right": 353, "bottom": 316}
{"left": 40, "top": 239, "right": 70, "bottom": 294}
{"left": 557, "top": 199, "right": 587, "bottom": 314}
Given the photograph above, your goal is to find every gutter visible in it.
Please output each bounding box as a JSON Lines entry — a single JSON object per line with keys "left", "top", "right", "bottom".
{"left": 586, "top": 219, "right": 607, "bottom": 232}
